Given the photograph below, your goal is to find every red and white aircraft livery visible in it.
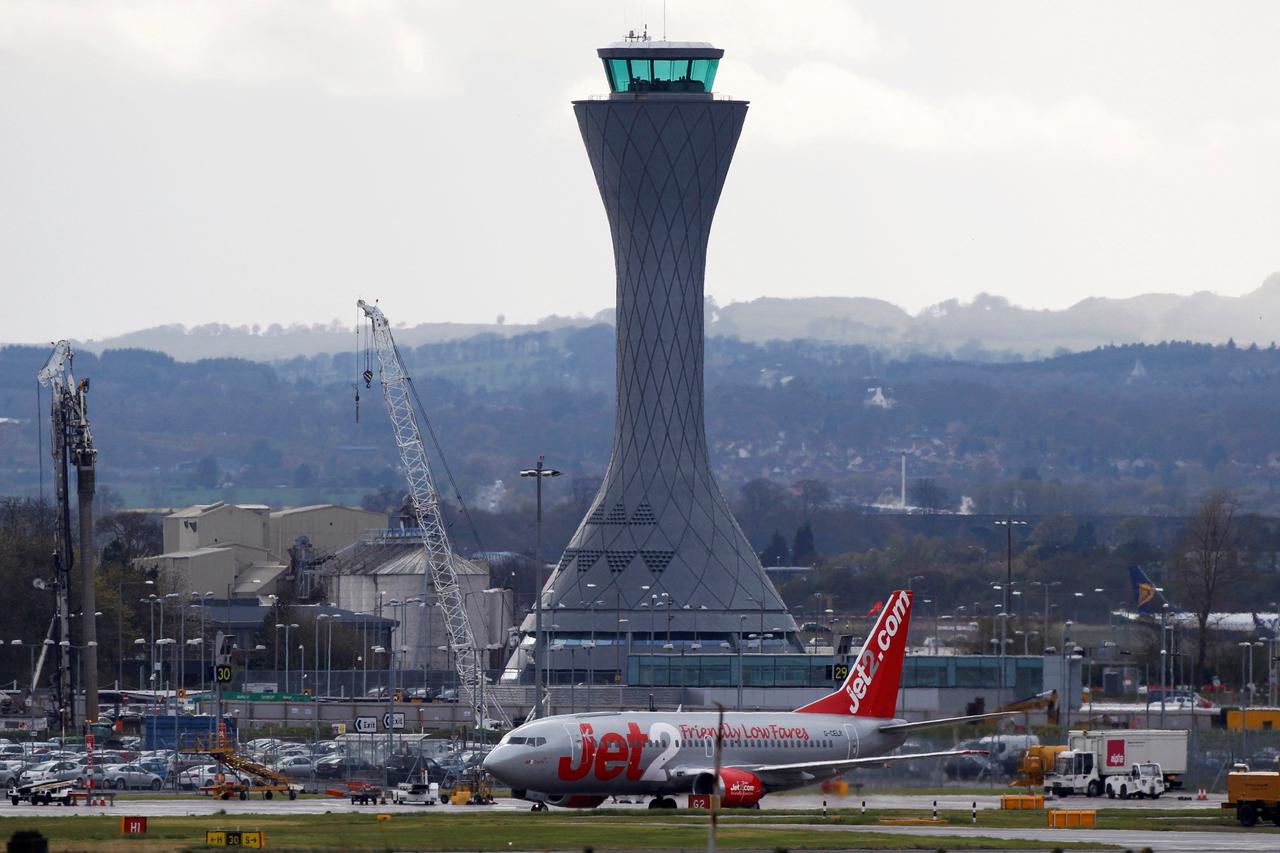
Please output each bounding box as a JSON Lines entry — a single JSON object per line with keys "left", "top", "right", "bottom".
{"left": 484, "top": 589, "right": 1003, "bottom": 810}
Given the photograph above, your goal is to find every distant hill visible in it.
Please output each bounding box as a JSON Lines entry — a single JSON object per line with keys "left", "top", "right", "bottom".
{"left": 38, "top": 273, "right": 1280, "bottom": 363}
{"left": 5, "top": 335, "right": 1280, "bottom": 520}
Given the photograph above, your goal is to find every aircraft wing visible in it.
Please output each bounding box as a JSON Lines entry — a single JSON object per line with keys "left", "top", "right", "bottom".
{"left": 747, "top": 748, "right": 989, "bottom": 775}
{"left": 877, "top": 710, "right": 1020, "bottom": 733}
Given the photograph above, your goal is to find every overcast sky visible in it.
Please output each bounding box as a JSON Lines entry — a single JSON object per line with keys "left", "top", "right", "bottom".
{"left": 2, "top": 1, "right": 1278, "bottom": 344}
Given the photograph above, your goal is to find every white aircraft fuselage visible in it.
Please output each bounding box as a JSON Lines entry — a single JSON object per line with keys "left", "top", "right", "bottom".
{"left": 483, "top": 709, "right": 906, "bottom": 802}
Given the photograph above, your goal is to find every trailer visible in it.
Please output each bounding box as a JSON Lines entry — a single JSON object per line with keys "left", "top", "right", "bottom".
{"left": 1044, "top": 729, "right": 1188, "bottom": 797}
{"left": 8, "top": 779, "right": 77, "bottom": 806}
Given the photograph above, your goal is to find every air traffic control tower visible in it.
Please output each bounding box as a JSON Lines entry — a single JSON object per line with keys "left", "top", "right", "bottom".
{"left": 504, "top": 37, "right": 801, "bottom": 692}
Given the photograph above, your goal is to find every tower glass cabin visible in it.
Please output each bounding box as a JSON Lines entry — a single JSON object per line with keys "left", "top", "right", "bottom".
{"left": 502, "top": 39, "right": 802, "bottom": 695}
{"left": 599, "top": 42, "right": 721, "bottom": 95}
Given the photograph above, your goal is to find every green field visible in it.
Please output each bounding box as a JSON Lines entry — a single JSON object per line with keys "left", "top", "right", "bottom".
{"left": 0, "top": 810, "right": 1117, "bottom": 852}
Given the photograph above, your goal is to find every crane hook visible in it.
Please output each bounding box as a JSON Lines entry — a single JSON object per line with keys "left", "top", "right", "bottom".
{"left": 362, "top": 369, "right": 373, "bottom": 388}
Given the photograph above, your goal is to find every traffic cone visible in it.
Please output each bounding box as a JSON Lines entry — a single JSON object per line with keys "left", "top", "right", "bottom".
{"left": 1196, "top": 787, "right": 1208, "bottom": 801}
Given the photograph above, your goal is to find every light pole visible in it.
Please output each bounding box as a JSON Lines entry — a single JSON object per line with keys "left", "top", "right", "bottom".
{"left": 140, "top": 595, "right": 156, "bottom": 704}
{"left": 275, "top": 623, "right": 298, "bottom": 693}
{"left": 132, "top": 638, "right": 145, "bottom": 689}
{"left": 520, "top": 456, "right": 561, "bottom": 720}
{"left": 1239, "top": 640, "right": 1252, "bottom": 757}
{"left": 246, "top": 643, "right": 265, "bottom": 688}
{"left": 314, "top": 614, "right": 327, "bottom": 697}
{"left": 584, "top": 584, "right": 601, "bottom": 712}
{"left": 322, "top": 612, "right": 335, "bottom": 698}
{"left": 994, "top": 517, "right": 1026, "bottom": 710}
{"left": 736, "top": 614, "right": 747, "bottom": 711}
{"left": 1159, "top": 603, "right": 1169, "bottom": 728}
{"left": 1030, "top": 581, "right": 1061, "bottom": 654}
{"left": 155, "top": 638, "right": 175, "bottom": 714}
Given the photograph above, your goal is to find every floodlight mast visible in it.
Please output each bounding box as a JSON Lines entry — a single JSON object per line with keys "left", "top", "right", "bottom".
{"left": 357, "top": 300, "right": 508, "bottom": 729}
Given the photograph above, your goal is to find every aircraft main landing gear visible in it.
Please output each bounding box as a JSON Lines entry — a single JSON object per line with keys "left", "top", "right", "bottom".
{"left": 647, "top": 797, "right": 677, "bottom": 809}
{"left": 530, "top": 802, "right": 548, "bottom": 812}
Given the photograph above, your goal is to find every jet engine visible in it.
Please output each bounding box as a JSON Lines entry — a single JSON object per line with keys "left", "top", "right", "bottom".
{"left": 543, "top": 794, "right": 608, "bottom": 809}
{"left": 691, "top": 768, "right": 765, "bottom": 807}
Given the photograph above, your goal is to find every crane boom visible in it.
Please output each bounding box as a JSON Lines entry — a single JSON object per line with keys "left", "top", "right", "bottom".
{"left": 357, "top": 300, "right": 508, "bottom": 729}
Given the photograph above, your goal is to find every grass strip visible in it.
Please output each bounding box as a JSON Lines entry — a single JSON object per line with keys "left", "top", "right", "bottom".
{"left": 0, "top": 811, "right": 1114, "bottom": 851}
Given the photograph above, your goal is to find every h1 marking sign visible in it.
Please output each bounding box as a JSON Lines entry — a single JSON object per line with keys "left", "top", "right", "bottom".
{"left": 120, "top": 816, "right": 147, "bottom": 835}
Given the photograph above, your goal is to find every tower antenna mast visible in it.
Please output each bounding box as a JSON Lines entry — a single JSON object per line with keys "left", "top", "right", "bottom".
{"left": 357, "top": 300, "right": 509, "bottom": 730}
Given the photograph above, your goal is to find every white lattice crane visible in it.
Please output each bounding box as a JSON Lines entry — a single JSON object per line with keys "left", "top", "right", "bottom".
{"left": 357, "top": 300, "right": 508, "bottom": 729}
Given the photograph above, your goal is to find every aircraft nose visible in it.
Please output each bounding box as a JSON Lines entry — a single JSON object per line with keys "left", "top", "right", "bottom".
{"left": 483, "top": 746, "right": 512, "bottom": 780}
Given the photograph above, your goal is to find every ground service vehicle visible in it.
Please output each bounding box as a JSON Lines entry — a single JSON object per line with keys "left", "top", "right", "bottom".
{"left": 1013, "top": 745, "right": 1067, "bottom": 789}
{"left": 391, "top": 773, "right": 439, "bottom": 806}
{"left": 1224, "top": 759, "right": 1280, "bottom": 826}
{"left": 8, "top": 779, "right": 76, "bottom": 806}
{"left": 1044, "top": 729, "right": 1187, "bottom": 797}
{"left": 484, "top": 590, "right": 1008, "bottom": 810}
{"left": 1105, "top": 762, "right": 1165, "bottom": 799}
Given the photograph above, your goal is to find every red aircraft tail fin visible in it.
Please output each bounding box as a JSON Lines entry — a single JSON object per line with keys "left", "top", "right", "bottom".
{"left": 794, "top": 589, "right": 913, "bottom": 718}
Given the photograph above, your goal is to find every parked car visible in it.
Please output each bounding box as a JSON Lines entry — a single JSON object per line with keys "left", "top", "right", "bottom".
{"left": 277, "top": 756, "right": 314, "bottom": 778}
{"left": 314, "top": 755, "right": 349, "bottom": 779}
{"left": 0, "top": 761, "right": 25, "bottom": 789}
{"left": 19, "top": 760, "right": 82, "bottom": 785}
{"left": 88, "top": 763, "right": 164, "bottom": 791}
{"left": 178, "top": 764, "right": 223, "bottom": 790}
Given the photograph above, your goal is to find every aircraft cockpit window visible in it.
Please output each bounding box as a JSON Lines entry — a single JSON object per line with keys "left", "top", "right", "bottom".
{"left": 504, "top": 736, "right": 545, "bottom": 747}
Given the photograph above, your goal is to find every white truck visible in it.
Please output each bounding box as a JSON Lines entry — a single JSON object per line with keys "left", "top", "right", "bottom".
{"left": 1104, "top": 762, "right": 1166, "bottom": 799}
{"left": 1043, "top": 729, "right": 1188, "bottom": 797}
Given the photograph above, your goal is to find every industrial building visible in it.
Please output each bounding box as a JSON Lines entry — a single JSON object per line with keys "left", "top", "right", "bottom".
{"left": 135, "top": 502, "right": 388, "bottom": 598}
{"left": 321, "top": 527, "right": 512, "bottom": 673}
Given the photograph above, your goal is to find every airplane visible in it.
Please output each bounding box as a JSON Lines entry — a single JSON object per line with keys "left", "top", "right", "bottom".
{"left": 483, "top": 589, "right": 1009, "bottom": 811}
{"left": 1118, "top": 566, "right": 1278, "bottom": 634}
